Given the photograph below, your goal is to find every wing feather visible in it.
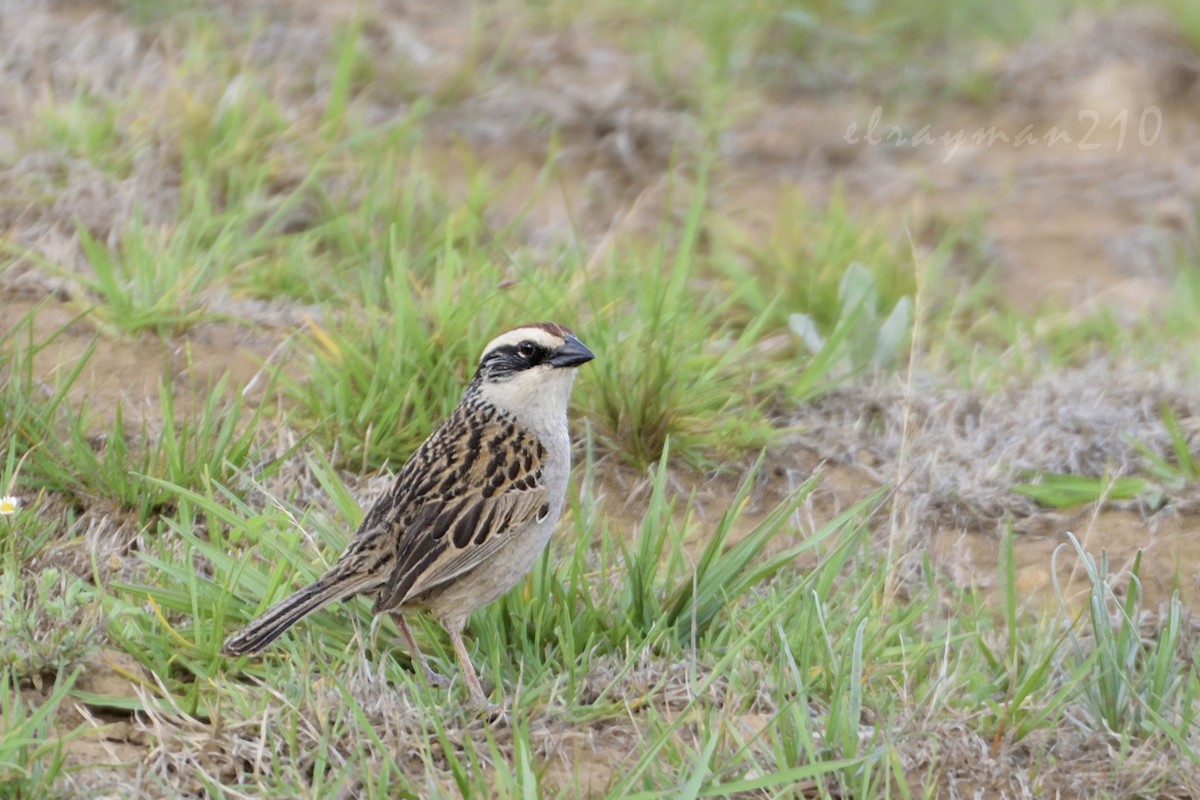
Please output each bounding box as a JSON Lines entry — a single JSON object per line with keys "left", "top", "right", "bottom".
{"left": 368, "top": 402, "right": 548, "bottom": 612}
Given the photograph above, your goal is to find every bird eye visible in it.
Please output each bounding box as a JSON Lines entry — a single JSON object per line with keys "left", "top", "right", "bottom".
{"left": 517, "top": 341, "right": 537, "bottom": 359}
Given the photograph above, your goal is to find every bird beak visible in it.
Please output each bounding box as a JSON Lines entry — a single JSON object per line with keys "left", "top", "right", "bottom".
{"left": 548, "top": 335, "right": 595, "bottom": 368}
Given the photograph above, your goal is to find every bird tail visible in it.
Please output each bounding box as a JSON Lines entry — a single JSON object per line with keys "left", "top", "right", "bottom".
{"left": 221, "top": 564, "right": 378, "bottom": 656}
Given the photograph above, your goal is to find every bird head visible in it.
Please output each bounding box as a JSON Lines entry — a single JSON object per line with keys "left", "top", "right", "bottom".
{"left": 471, "top": 322, "right": 594, "bottom": 421}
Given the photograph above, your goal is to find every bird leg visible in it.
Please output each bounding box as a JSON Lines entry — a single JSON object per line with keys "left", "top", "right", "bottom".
{"left": 392, "top": 613, "right": 450, "bottom": 689}
{"left": 446, "top": 624, "right": 499, "bottom": 713}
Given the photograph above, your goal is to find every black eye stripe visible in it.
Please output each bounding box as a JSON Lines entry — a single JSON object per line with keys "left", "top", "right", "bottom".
{"left": 493, "top": 343, "right": 544, "bottom": 360}
{"left": 481, "top": 342, "right": 551, "bottom": 378}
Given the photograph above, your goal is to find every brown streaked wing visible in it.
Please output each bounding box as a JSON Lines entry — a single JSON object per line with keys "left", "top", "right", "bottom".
{"left": 370, "top": 405, "right": 548, "bottom": 612}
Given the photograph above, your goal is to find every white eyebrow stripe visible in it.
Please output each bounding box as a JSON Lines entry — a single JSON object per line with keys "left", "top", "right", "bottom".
{"left": 480, "top": 327, "right": 565, "bottom": 358}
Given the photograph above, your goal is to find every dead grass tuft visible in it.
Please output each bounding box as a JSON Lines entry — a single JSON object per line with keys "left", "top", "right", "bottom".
{"left": 794, "top": 361, "right": 1200, "bottom": 534}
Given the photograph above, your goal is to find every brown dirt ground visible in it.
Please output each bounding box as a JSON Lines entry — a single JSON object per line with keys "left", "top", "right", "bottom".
{"left": 4, "top": 2, "right": 1200, "bottom": 797}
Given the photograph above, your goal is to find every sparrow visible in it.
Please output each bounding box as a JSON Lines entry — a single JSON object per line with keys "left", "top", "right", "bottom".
{"left": 221, "top": 322, "right": 594, "bottom": 710}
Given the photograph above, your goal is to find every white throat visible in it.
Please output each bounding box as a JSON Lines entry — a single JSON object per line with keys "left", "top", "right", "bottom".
{"left": 476, "top": 368, "right": 578, "bottom": 440}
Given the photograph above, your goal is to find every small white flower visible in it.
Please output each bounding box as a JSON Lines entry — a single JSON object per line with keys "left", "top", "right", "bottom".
{"left": 0, "top": 496, "right": 19, "bottom": 515}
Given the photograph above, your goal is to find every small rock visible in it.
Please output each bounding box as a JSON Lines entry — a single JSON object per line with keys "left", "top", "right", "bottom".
{"left": 76, "top": 649, "right": 147, "bottom": 705}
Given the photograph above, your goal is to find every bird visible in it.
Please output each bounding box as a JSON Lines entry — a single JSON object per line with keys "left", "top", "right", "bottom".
{"left": 221, "top": 322, "right": 594, "bottom": 711}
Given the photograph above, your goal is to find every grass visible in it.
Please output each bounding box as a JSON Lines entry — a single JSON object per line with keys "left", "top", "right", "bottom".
{"left": 3, "top": 0, "right": 1200, "bottom": 797}
{"left": 1013, "top": 404, "right": 1200, "bottom": 510}
{"left": 0, "top": 668, "right": 84, "bottom": 795}
{"left": 0, "top": 309, "right": 274, "bottom": 524}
